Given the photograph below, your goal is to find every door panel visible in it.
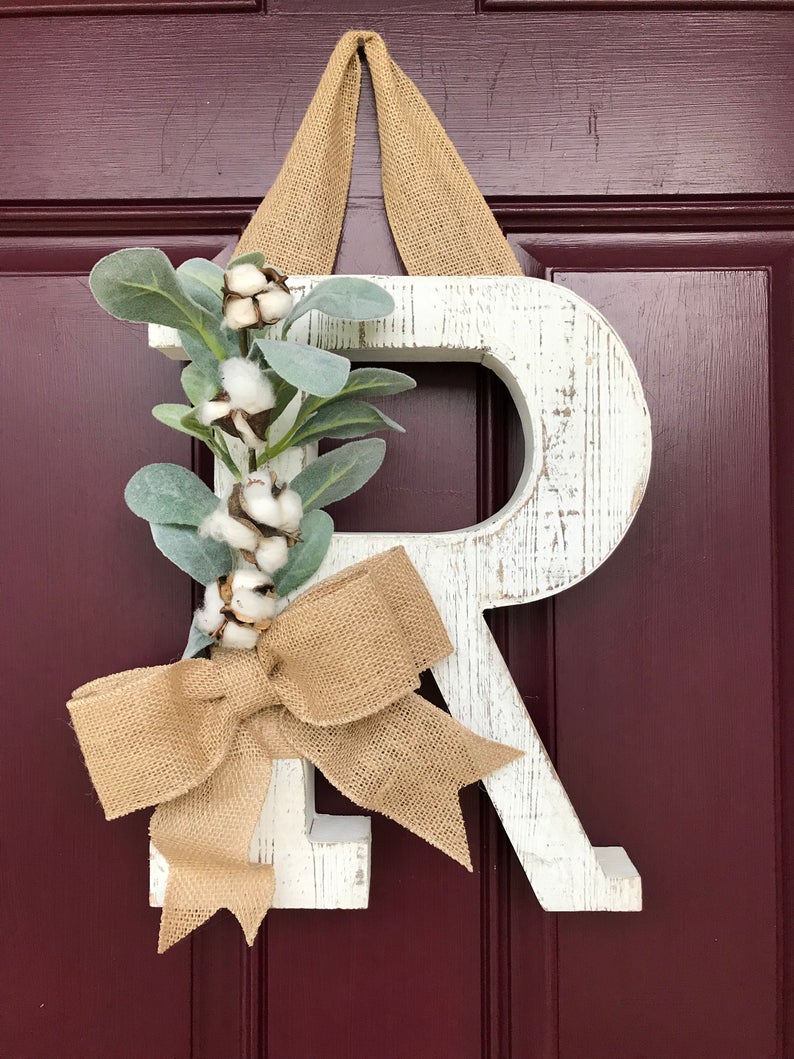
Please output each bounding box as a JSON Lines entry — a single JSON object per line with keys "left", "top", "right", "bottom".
{"left": 1, "top": 249, "right": 194, "bottom": 1057}
{"left": 555, "top": 267, "right": 775, "bottom": 1058}
{"left": 2, "top": 18, "right": 794, "bottom": 198}
{"left": 2, "top": 8, "right": 792, "bottom": 1058}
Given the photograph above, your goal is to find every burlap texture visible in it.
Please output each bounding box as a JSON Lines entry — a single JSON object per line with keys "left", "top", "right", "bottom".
{"left": 68, "top": 548, "right": 522, "bottom": 952}
{"left": 233, "top": 31, "right": 522, "bottom": 277}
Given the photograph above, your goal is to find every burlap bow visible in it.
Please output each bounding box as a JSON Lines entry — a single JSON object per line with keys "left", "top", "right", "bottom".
{"left": 68, "top": 548, "right": 521, "bottom": 952}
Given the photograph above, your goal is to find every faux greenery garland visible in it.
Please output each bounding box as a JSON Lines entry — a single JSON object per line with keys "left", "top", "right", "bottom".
{"left": 89, "top": 247, "right": 414, "bottom": 658}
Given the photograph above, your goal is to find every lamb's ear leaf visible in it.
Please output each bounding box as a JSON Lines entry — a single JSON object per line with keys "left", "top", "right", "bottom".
{"left": 271, "top": 379, "right": 299, "bottom": 424}
{"left": 228, "top": 251, "right": 266, "bottom": 268}
{"left": 125, "top": 463, "right": 218, "bottom": 526}
{"left": 272, "top": 510, "right": 334, "bottom": 596}
{"left": 176, "top": 258, "right": 224, "bottom": 306}
{"left": 181, "top": 362, "right": 218, "bottom": 405}
{"left": 175, "top": 260, "right": 239, "bottom": 359}
{"left": 327, "top": 367, "right": 416, "bottom": 400}
{"left": 90, "top": 248, "right": 198, "bottom": 328}
{"left": 90, "top": 248, "right": 229, "bottom": 361}
{"left": 290, "top": 400, "right": 403, "bottom": 447}
{"left": 251, "top": 338, "right": 350, "bottom": 398}
{"left": 182, "top": 616, "right": 216, "bottom": 659}
{"left": 289, "top": 438, "right": 386, "bottom": 513}
{"left": 178, "top": 331, "right": 223, "bottom": 387}
{"left": 281, "top": 277, "right": 394, "bottom": 333}
{"left": 150, "top": 523, "right": 233, "bottom": 586}
{"left": 151, "top": 404, "right": 213, "bottom": 442}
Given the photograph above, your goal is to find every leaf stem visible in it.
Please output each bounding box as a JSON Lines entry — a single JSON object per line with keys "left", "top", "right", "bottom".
{"left": 210, "top": 430, "right": 241, "bottom": 479}
{"left": 195, "top": 324, "right": 227, "bottom": 361}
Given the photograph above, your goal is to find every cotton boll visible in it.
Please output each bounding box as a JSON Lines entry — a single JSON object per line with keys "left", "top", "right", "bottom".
{"left": 225, "top": 264, "right": 268, "bottom": 298}
{"left": 241, "top": 472, "right": 282, "bottom": 526}
{"left": 229, "top": 568, "right": 276, "bottom": 623}
{"left": 194, "top": 581, "right": 224, "bottom": 636}
{"left": 255, "top": 535, "right": 289, "bottom": 574}
{"left": 199, "top": 505, "right": 259, "bottom": 552}
{"left": 231, "top": 567, "right": 274, "bottom": 593}
{"left": 256, "top": 287, "right": 294, "bottom": 324}
{"left": 197, "top": 399, "right": 232, "bottom": 426}
{"left": 230, "top": 585, "right": 277, "bottom": 623}
{"left": 276, "top": 488, "right": 303, "bottom": 533}
{"left": 221, "top": 358, "right": 276, "bottom": 414}
{"left": 224, "top": 297, "right": 260, "bottom": 331}
{"left": 220, "top": 622, "right": 260, "bottom": 650}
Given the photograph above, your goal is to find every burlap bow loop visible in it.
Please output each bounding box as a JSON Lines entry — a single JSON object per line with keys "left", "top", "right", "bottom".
{"left": 68, "top": 548, "right": 522, "bottom": 952}
{"left": 255, "top": 564, "right": 427, "bottom": 727}
{"left": 69, "top": 658, "right": 246, "bottom": 820}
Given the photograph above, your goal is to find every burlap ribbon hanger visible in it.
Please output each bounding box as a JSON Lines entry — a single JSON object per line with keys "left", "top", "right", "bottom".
{"left": 69, "top": 549, "right": 522, "bottom": 951}
{"left": 234, "top": 30, "right": 523, "bottom": 276}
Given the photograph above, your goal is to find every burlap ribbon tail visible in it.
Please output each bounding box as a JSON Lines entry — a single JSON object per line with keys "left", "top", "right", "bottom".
{"left": 69, "top": 548, "right": 521, "bottom": 952}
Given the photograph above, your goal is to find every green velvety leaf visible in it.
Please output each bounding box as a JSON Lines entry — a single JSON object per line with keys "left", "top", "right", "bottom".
{"left": 271, "top": 378, "right": 299, "bottom": 423}
{"left": 150, "top": 522, "right": 233, "bottom": 585}
{"left": 227, "top": 251, "right": 266, "bottom": 268}
{"left": 125, "top": 462, "right": 219, "bottom": 526}
{"left": 272, "top": 510, "right": 334, "bottom": 596}
{"left": 281, "top": 277, "right": 394, "bottom": 333}
{"left": 176, "top": 257, "right": 224, "bottom": 307}
{"left": 179, "top": 331, "right": 222, "bottom": 388}
{"left": 176, "top": 258, "right": 238, "bottom": 359}
{"left": 296, "top": 368, "right": 416, "bottom": 424}
{"left": 90, "top": 248, "right": 213, "bottom": 339}
{"left": 252, "top": 338, "right": 350, "bottom": 398}
{"left": 291, "top": 399, "right": 403, "bottom": 447}
{"left": 151, "top": 403, "right": 212, "bottom": 442}
{"left": 181, "top": 362, "right": 218, "bottom": 405}
{"left": 182, "top": 616, "right": 215, "bottom": 659}
{"left": 332, "top": 367, "right": 416, "bottom": 401}
{"left": 180, "top": 407, "right": 214, "bottom": 440}
{"left": 289, "top": 438, "right": 386, "bottom": 513}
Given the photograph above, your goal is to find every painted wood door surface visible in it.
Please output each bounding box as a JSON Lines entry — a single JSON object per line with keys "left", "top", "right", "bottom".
{"left": 1, "top": 8, "right": 792, "bottom": 1059}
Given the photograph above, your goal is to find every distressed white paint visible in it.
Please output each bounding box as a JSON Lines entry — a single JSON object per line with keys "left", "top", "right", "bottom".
{"left": 149, "top": 276, "right": 650, "bottom": 914}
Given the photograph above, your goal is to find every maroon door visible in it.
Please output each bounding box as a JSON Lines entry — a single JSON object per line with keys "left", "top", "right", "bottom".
{"left": 2, "top": 9, "right": 792, "bottom": 1058}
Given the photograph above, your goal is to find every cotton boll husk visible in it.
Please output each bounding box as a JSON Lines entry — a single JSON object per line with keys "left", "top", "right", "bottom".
{"left": 197, "top": 399, "right": 232, "bottom": 426}
{"left": 225, "top": 263, "right": 268, "bottom": 298}
{"left": 199, "top": 505, "right": 259, "bottom": 552}
{"left": 221, "top": 358, "right": 276, "bottom": 414}
{"left": 255, "top": 535, "right": 289, "bottom": 573}
{"left": 276, "top": 488, "right": 303, "bottom": 533}
{"left": 220, "top": 622, "right": 260, "bottom": 650}
{"left": 224, "top": 297, "right": 260, "bottom": 331}
{"left": 233, "top": 412, "right": 267, "bottom": 450}
{"left": 230, "top": 585, "right": 277, "bottom": 623}
{"left": 256, "top": 287, "right": 294, "bottom": 324}
{"left": 194, "top": 581, "right": 224, "bottom": 635}
{"left": 241, "top": 473, "right": 282, "bottom": 526}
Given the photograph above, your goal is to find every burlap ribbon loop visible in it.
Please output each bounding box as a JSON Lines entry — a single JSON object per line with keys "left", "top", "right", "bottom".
{"left": 69, "top": 548, "right": 522, "bottom": 952}
{"left": 234, "top": 30, "right": 523, "bottom": 277}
